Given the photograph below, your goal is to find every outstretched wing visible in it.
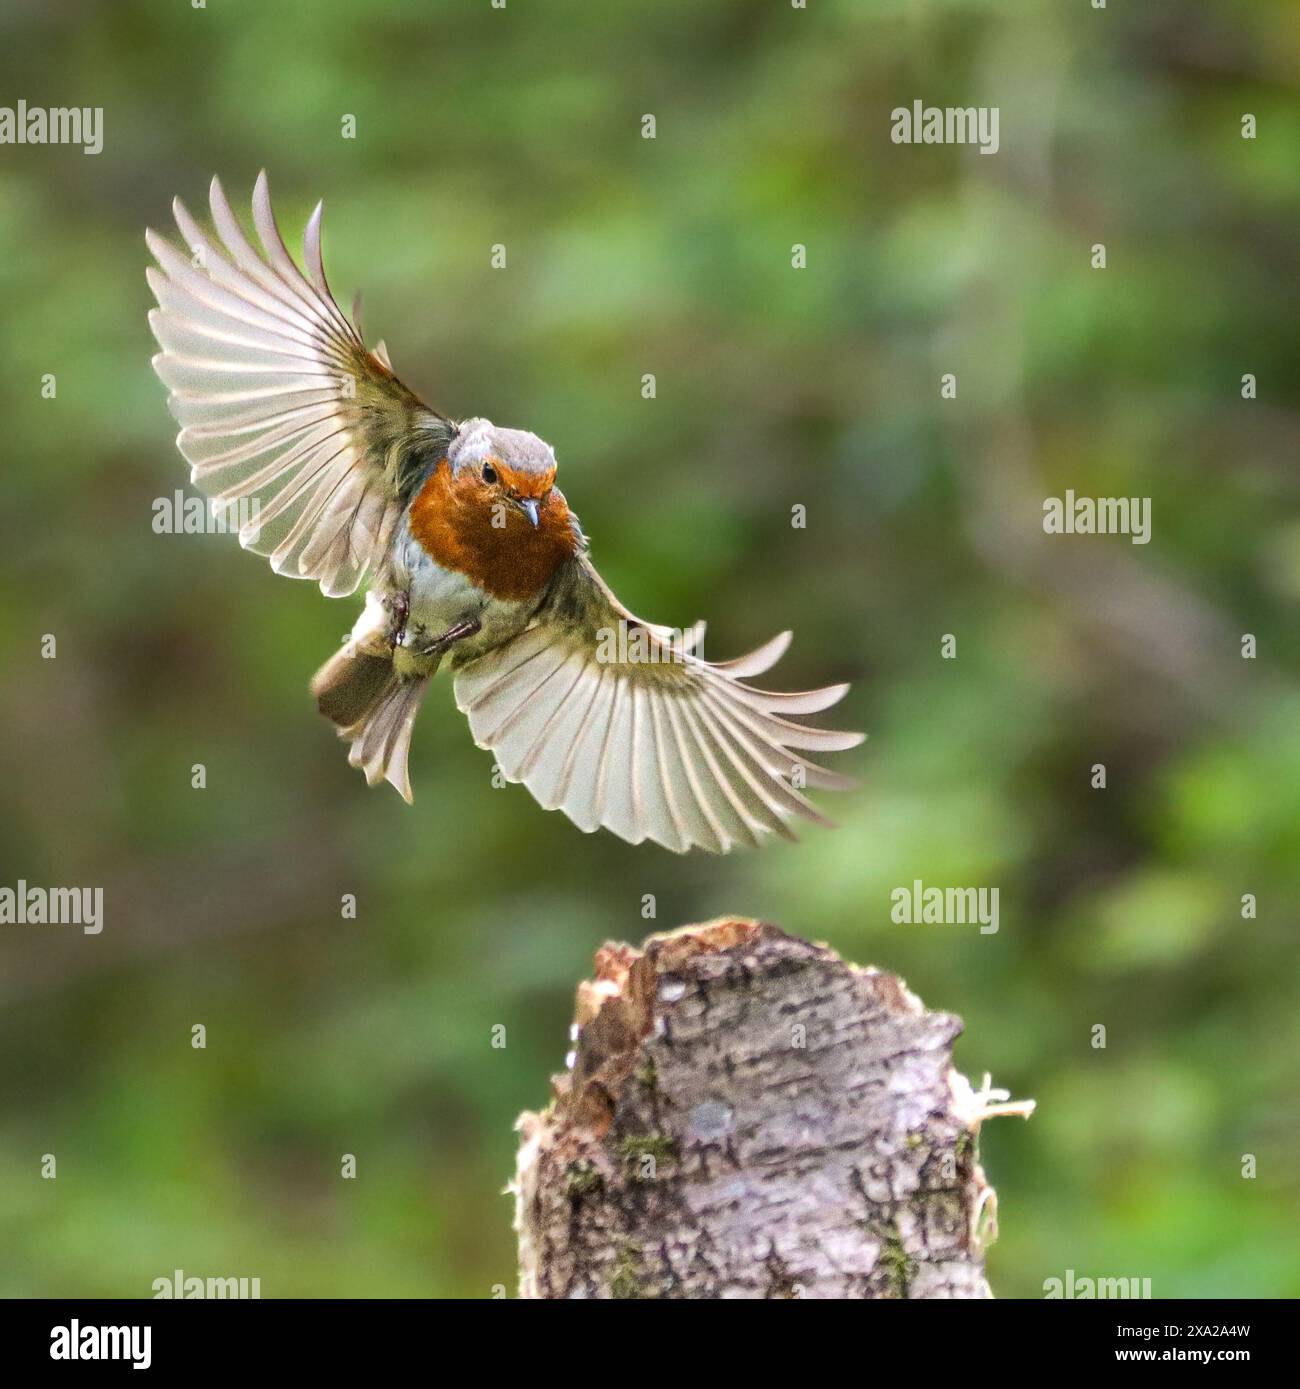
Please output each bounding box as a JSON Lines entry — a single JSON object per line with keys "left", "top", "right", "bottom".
{"left": 146, "top": 172, "right": 441, "bottom": 597}
{"left": 453, "top": 555, "right": 863, "bottom": 852}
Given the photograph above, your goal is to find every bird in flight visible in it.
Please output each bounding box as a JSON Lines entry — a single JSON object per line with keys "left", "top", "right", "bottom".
{"left": 146, "top": 173, "right": 862, "bottom": 851}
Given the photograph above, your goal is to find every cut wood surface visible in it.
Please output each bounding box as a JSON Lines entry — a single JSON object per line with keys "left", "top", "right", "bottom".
{"left": 514, "top": 918, "right": 1032, "bottom": 1299}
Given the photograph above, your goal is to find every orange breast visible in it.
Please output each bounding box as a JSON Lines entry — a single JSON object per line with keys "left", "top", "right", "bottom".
{"left": 409, "top": 459, "right": 579, "bottom": 603}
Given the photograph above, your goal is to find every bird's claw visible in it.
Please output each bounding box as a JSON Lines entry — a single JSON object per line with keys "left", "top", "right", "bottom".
{"left": 415, "top": 618, "right": 481, "bottom": 659}
{"left": 384, "top": 591, "right": 411, "bottom": 650}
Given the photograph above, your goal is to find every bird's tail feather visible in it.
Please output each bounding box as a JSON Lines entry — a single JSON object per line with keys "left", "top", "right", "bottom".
{"left": 311, "top": 644, "right": 431, "bottom": 803}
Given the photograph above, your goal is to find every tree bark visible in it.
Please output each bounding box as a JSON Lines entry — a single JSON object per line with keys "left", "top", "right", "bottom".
{"left": 513, "top": 918, "right": 1030, "bottom": 1299}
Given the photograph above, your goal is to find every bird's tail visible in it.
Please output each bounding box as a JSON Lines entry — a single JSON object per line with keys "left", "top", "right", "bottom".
{"left": 311, "top": 642, "right": 432, "bottom": 803}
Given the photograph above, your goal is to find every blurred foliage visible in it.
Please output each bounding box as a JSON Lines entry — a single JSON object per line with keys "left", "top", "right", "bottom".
{"left": 1, "top": 0, "right": 1298, "bottom": 1298}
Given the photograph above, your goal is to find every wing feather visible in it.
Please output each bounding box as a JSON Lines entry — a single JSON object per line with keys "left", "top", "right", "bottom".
{"left": 643, "top": 690, "right": 693, "bottom": 853}
{"left": 711, "top": 630, "right": 792, "bottom": 678}
{"left": 724, "top": 679, "right": 850, "bottom": 715}
{"left": 593, "top": 677, "right": 639, "bottom": 844}
{"left": 628, "top": 683, "right": 679, "bottom": 851}
{"left": 569, "top": 669, "right": 623, "bottom": 834}
{"left": 453, "top": 555, "right": 863, "bottom": 852}
{"left": 147, "top": 172, "right": 444, "bottom": 597}
{"left": 516, "top": 654, "right": 590, "bottom": 785}
{"left": 522, "top": 658, "right": 601, "bottom": 811}
{"left": 659, "top": 695, "right": 728, "bottom": 853}
{"left": 675, "top": 698, "right": 765, "bottom": 848}
{"left": 702, "top": 697, "right": 835, "bottom": 827}
{"left": 476, "top": 644, "right": 574, "bottom": 758}
{"left": 211, "top": 176, "right": 335, "bottom": 329}
{"left": 693, "top": 701, "right": 803, "bottom": 836}
{"left": 705, "top": 691, "right": 857, "bottom": 791}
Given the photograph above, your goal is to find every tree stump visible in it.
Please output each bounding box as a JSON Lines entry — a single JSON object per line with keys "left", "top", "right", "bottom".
{"left": 513, "top": 918, "right": 1031, "bottom": 1299}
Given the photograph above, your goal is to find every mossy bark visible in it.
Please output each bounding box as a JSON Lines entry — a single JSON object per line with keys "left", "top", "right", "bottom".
{"left": 514, "top": 919, "right": 1021, "bottom": 1299}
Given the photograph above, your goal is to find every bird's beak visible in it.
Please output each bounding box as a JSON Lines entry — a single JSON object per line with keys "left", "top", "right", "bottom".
{"left": 519, "top": 498, "right": 540, "bottom": 527}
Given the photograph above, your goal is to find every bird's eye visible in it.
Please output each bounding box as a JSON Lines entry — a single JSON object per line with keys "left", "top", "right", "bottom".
{"left": 481, "top": 464, "right": 498, "bottom": 485}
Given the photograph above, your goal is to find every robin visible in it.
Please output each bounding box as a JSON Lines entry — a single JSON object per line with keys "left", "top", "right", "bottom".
{"left": 146, "top": 173, "right": 863, "bottom": 852}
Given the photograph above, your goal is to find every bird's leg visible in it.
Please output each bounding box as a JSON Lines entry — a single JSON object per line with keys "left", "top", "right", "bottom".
{"left": 383, "top": 590, "right": 411, "bottom": 650}
{"left": 415, "top": 618, "right": 482, "bottom": 658}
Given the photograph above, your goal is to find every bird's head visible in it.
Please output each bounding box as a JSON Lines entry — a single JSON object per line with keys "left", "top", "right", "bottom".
{"left": 448, "top": 417, "right": 559, "bottom": 528}
{"left": 409, "top": 417, "right": 580, "bottom": 600}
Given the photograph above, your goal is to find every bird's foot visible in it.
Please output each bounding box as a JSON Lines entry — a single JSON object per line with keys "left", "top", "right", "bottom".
{"left": 415, "top": 618, "right": 482, "bottom": 658}
{"left": 384, "top": 590, "right": 411, "bottom": 650}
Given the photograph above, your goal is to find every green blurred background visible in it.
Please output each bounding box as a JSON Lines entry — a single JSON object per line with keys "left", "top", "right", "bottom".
{"left": 2, "top": 0, "right": 1298, "bottom": 1298}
